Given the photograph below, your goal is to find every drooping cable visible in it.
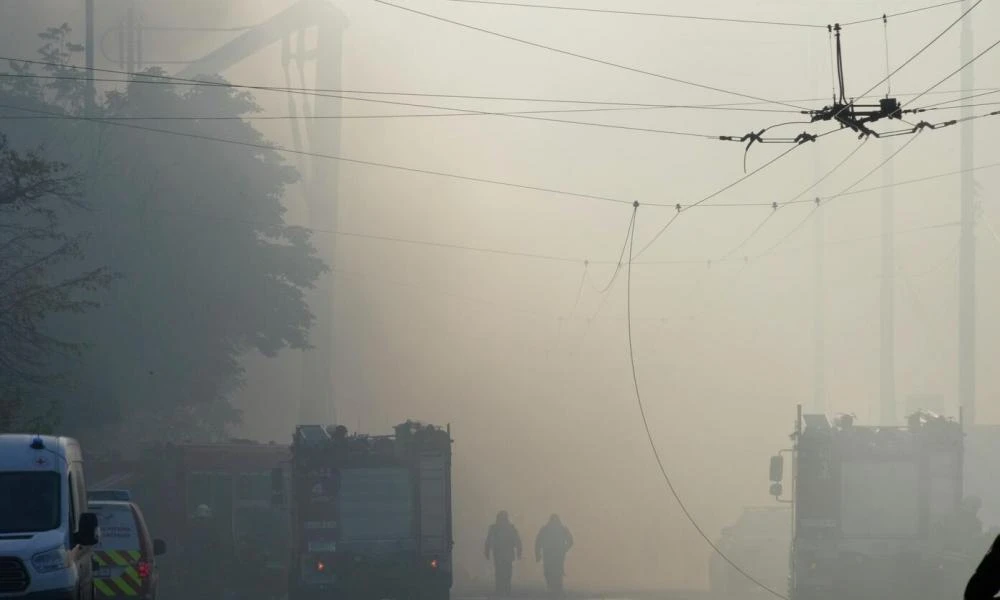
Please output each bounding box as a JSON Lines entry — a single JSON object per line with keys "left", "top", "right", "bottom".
{"left": 625, "top": 202, "right": 790, "bottom": 600}
{"left": 883, "top": 14, "right": 893, "bottom": 97}
{"left": 571, "top": 260, "right": 590, "bottom": 315}
{"left": 592, "top": 210, "right": 637, "bottom": 293}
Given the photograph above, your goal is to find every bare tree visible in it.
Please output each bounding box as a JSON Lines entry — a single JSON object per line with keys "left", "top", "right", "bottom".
{"left": 0, "top": 134, "right": 110, "bottom": 430}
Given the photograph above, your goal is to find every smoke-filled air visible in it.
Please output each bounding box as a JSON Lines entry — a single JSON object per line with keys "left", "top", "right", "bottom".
{"left": 1, "top": 2, "right": 999, "bottom": 600}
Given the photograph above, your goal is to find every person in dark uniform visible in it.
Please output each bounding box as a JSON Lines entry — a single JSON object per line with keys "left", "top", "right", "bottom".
{"left": 965, "top": 533, "right": 1000, "bottom": 600}
{"left": 485, "top": 511, "right": 522, "bottom": 596}
{"left": 534, "top": 514, "right": 574, "bottom": 596}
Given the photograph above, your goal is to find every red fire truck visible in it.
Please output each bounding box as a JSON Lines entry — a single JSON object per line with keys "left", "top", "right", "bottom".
{"left": 88, "top": 441, "right": 291, "bottom": 600}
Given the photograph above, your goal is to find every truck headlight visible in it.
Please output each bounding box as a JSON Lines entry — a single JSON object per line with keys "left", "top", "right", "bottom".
{"left": 32, "top": 547, "right": 69, "bottom": 573}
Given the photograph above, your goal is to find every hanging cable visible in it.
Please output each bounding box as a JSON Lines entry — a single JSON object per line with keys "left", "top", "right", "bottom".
{"left": 828, "top": 25, "right": 838, "bottom": 102}
{"left": 625, "top": 202, "right": 790, "bottom": 600}
{"left": 592, "top": 211, "right": 637, "bottom": 294}
{"left": 756, "top": 132, "right": 922, "bottom": 259}
{"left": 718, "top": 202, "right": 780, "bottom": 261}
{"left": 570, "top": 260, "right": 589, "bottom": 315}
{"left": 883, "top": 14, "right": 892, "bottom": 97}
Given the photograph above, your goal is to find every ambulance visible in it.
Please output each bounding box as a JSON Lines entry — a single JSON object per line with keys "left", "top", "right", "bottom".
{"left": 0, "top": 434, "right": 100, "bottom": 600}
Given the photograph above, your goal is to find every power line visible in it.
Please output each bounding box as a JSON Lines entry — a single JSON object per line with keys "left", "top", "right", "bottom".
{"left": 0, "top": 102, "right": 643, "bottom": 208}
{"left": 370, "top": 0, "right": 810, "bottom": 111}
{"left": 634, "top": 137, "right": 826, "bottom": 260}
{"left": 150, "top": 207, "right": 587, "bottom": 264}
{"left": 444, "top": 0, "right": 823, "bottom": 29}
{"left": 592, "top": 210, "right": 638, "bottom": 293}
{"left": 633, "top": 220, "right": 960, "bottom": 265}
{"left": 852, "top": 0, "right": 983, "bottom": 108}
{"left": 719, "top": 205, "right": 779, "bottom": 261}
{"left": 841, "top": 0, "right": 965, "bottom": 26}
{"left": 624, "top": 203, "right": 789, "bottom": 600}
{"left": 570, "top": 260, "right": 590, "bottom": 315}
{"left": 780, "top": 137, "right": 870, "bottom": 207}
{"left": 757, "top": 132, "right": 923, "bottom": 259}
{"left": 911, "top": 87, "right": 1000, "bottom": 109}
{"left": 911, "top": 101, "right": 1000, "bottom": 113}
{"left": 904, "top": 36, "right": 1000, "bottom": 107}
{"left": 824, "top": 158, "right": 1000, "bottom": 199}
{"left": 2, "top": 61, "right": 994, "bottom": 111}
{"left": 0, "top": 71, "right": 727, "bottom": 140}
{"left": 0, "top": 74, "right": 805, "bottom": 116}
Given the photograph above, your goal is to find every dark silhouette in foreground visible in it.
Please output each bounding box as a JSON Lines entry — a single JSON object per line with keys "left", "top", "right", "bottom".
{"left": 535, "top": 514, "right": 574, "bottom": 596}
{"left": 966, "top": 533, "right": 1000, "bottom": 600}
{"left": 485, "top": 511, "right": 522, "bottom": 596}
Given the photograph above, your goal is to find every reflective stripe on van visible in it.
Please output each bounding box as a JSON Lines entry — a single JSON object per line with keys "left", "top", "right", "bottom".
{"left": 93, "top": 550, "right": 142, "bottom": 597}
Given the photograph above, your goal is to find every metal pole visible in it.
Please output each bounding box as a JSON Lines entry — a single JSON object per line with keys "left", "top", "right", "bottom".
{"left": 299, "top": 18, "right": 343, "bottom": 426}
{"left": 126, "top": 1, "right": 136, "bottom": 73}
{"left": 959, "top": 0, "right": 976, "bottom": 426}
{"left": 814, "top": 201, "right": 826, "bottom": 414}
{"left": 880, "top": 139, "right": 896, "bottom": 425}
{"left": 85, "top": 0, "right": 95, "bottom": 115}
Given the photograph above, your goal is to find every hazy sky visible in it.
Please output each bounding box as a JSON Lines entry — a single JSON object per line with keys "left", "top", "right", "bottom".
{"left": 2, "top": 0, "right": 999, "bottom": 590}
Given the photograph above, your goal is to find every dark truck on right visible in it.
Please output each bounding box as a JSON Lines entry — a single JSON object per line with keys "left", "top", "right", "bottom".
{"left": 280, "top": 421, "right": 453, "bottom": 600}
{"left": 769, "top": 409, "right": 983, "bottom": 600}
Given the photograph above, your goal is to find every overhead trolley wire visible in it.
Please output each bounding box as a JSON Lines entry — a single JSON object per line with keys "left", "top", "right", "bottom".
{"left": 904, "top": 36, "right": 1000, "bottom": 107}
{"left": 633, "top": 135, "right": 831, "bottom": 260}
{"left": 149, "top": 206, "right": 589, "bottom": 265}
{"left": 370, "top": 0, "right": 811, "bottom": 111}
{"left": 757, "top": 132, "right": 923, "bottom": 259}
{"left": 592, "top": 210, "right": 638, "bottom": 294}
{"left": 0, "top": 69, "right": 726, "bottom": 141}
{"left": 446, "top": 0, "right": 967, "bottom": 31}
{"left": 444, "top": 0, "right": 824, "bottom": 29}
{"left": 847, "top": 0, "right": 984, "bottom": 113}
{"left": 1, "top": 61, "right": 994, "bottom": 112}
{"left": 840, "top": 0, "right": 965, "bottom": 26}
{"left": 0, "top": 102, "right": 638, "bottom": 208}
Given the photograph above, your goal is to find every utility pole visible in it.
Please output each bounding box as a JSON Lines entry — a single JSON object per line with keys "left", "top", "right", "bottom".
{"left": 811, "top": 38, "right": 826, "bottom": 415}
{"left": 126, "top": 1, "right": 137, "bottom": 73}
{"left": 299, "top": 17, "right": 345, "bottom": 426}
{"left": 814, "top": 199, "right": 826, "bottom": 414}
{"left": 880, "top": 139, "right": 896, "bottom": 425}
{"left": 959, "top": 0, "right": 976, "bottom": 426}
{"left": 85, "top": 0, "right": 95, "bottom": 115}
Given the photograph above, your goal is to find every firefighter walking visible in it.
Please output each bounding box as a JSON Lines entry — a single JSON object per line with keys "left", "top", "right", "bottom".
{"left": 534, "top": 514, "right": 573, "bottom": 597}
{"left": 485, "top": 511, "right": 522, "bottom": 596}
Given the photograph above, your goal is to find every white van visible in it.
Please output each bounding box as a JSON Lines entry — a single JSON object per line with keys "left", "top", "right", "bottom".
{"left": 0, "top": 434, "right": 100, "bottom": 600}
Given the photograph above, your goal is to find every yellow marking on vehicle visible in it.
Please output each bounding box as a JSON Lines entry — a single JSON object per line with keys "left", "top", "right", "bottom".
{"left": 94, "top": 579, "right": 116, "bottom": 597}
{"left": 111, "top": 576, "right": 137, "bottom": 597}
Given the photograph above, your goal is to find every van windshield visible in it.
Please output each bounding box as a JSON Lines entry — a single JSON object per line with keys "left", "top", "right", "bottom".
{"left": 0, "top": 472, "right": 61, "bottom": 533}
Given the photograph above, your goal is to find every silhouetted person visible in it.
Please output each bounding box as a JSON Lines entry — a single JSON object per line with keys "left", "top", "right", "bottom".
{"left": 534, "top": 514, "right": 574, "bottom": 596}
{"left": 966, "top": 533, "right": 1000, "bottom": 600}
{"left": 485, "top": 511, "right": 522, "bottom": 596}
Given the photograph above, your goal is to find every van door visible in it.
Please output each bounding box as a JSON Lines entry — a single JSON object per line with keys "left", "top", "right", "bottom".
{"left": 91, "top": 504, "right": 144, "bottom": 599}
{"left": 70, "top": 469, "right": 95, "bottom": 600}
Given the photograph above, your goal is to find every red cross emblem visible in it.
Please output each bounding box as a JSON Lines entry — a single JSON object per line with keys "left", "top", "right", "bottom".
{"left": 34, "top": 457, "right": 48, "bottom": 466}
